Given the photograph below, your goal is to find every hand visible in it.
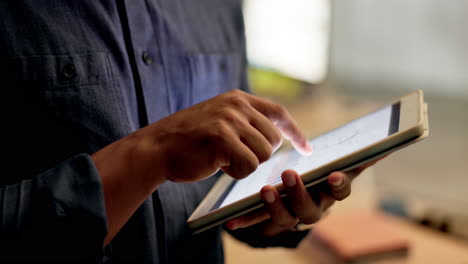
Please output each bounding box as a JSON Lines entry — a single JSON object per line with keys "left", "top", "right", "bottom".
{"left": 133, "top": 89, "right": 312, "bottom": 183}
{"left": 225, "top": 159, "right": 382, "bottom": 237}
{"left": 94, "top": 89, "right": 311, "bottom": 245}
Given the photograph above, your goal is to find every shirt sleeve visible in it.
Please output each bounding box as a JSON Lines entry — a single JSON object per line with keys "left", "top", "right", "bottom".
{"left": 0, "top": 153, "right": 108, "bottom": 262}
{"left": 226, "top": 223, "right": 309, "bottom": 248}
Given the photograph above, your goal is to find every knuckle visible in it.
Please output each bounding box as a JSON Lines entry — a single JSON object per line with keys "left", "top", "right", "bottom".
{"left": 218, "top": 107, "right": 237, "bottom": 119}
{"left": 258, "top": 144, "right": 273, "bottom": 163}
{"left": 227, "top": 94, "right": 249, "bottom": 109}
{"left": 229, "top": 89, "right": 245, "bottom": 96}
{"left": 244, "top": 157, "right": 259, "bottom": 175}
{"left": 217, "top": 108, "right": 246, "bottom": 128}
{"left": 231, "top": 171, "right": 245, "bottom": 180}
{"left": 275, "top": 104, "right": 288, "bottom": 117}
{"left": 211, "top": 120, "right": 231, "bottom": 137}
{"left": 228, "top": 166, "right": 248, "bottom": 180}
{"left": 259, "top": 127, "right": 282, "bottom": 150}
{"left": 272, "top": 129, "right": 283, "bottom": 147}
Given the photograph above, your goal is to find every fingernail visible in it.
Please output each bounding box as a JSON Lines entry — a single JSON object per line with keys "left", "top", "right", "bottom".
{"left": 283, "top": 173, "right": 296, "bottom": 187}
{"left": 331, "top": 177, "right": 343, "bottom": 187}
{"left": 304, "top": 142, "right": 313, "bottom": 156}
{"left": 307, "top": 142, "right": 313, "bottom": 152}
{"left": 263, "top": 190, "right": 275, "bottom": 203}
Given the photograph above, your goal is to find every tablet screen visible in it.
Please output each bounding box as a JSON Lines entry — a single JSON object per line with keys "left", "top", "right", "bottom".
{"left": 210, "top": 102, "right": 401, "bottom": 211}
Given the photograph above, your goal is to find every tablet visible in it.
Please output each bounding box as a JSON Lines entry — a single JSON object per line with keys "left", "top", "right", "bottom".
{"left": 187, "top": 90, "right": 429, "bottom": 234}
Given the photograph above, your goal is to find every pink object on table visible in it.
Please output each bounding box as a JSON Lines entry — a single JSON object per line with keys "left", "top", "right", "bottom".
{"left": 311, "top": 210, "right": 410, "bottom": 262}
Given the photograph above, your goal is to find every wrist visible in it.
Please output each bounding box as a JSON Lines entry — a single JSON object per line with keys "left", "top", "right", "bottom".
{"left": 127, "top": 128, "right": 168, "bottom": 187}
{"left": 92, "top": 130, "right": 167, "bottom": 197}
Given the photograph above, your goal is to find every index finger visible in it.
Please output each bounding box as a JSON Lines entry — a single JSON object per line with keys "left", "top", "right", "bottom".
{"left": 244, "top": 93, "right": 312, "bottom": 156}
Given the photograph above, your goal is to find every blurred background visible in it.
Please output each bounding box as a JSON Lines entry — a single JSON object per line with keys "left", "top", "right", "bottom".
{"left": 223, "top": 0, "right": 468, "bottom": 263}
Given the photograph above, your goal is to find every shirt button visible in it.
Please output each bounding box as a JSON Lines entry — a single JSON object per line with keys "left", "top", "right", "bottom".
{"left": 62, "top": 63, "right": 77, "bottom": 79}
{"left": 142, "top": 52, "right": 154, "bottom": 65}
{"left": 219, "top": 61, "right": 227, "bottom": 72}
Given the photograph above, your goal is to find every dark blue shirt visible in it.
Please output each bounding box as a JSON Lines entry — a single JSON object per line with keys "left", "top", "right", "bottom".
{"left": 0, "top": 1, "right": 307, "bottom": 263}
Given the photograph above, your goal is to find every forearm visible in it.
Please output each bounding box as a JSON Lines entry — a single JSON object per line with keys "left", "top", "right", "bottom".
{"left": 92, "top": 131, "right": 167, "bottom": 246}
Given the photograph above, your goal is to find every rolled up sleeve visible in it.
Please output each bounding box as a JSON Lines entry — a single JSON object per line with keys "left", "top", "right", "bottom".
{"left": 0, "top": 154, "right": 108, "bottom": 263}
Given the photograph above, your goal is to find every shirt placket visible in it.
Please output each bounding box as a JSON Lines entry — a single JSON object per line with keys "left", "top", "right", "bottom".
{"left": 125, "top": 0, "right": 171, "bottom": 124}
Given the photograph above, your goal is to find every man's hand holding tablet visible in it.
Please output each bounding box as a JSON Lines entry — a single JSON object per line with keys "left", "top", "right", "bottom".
{"left": 95, "top": 89, "right": 317, "bottom": 242}
{"left": 188, "top": 90, "right": 429, "bottom": 234}
{"left": 225, "top": 160, "right": 380, "bottom": 236}
{"left": 141, "top": 89, "right": 359, "bottom": 236}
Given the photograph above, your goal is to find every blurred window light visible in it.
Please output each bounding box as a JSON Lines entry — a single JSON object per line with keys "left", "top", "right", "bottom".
{"left": 330, "top": 0, "right": 468, "bottom": 99}
{"left": 243, "top": 0, "right": 330, "bottom": 84}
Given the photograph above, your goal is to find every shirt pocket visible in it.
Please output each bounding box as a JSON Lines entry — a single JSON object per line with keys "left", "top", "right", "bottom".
{"left": 187, "top": 52, "right": 243, "bottom": 105}
{"left": 7, "top": 52, "right": 114, "bottom": 90}
{"left": 2, "top": 52, "right": 131, "bottom": 167}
